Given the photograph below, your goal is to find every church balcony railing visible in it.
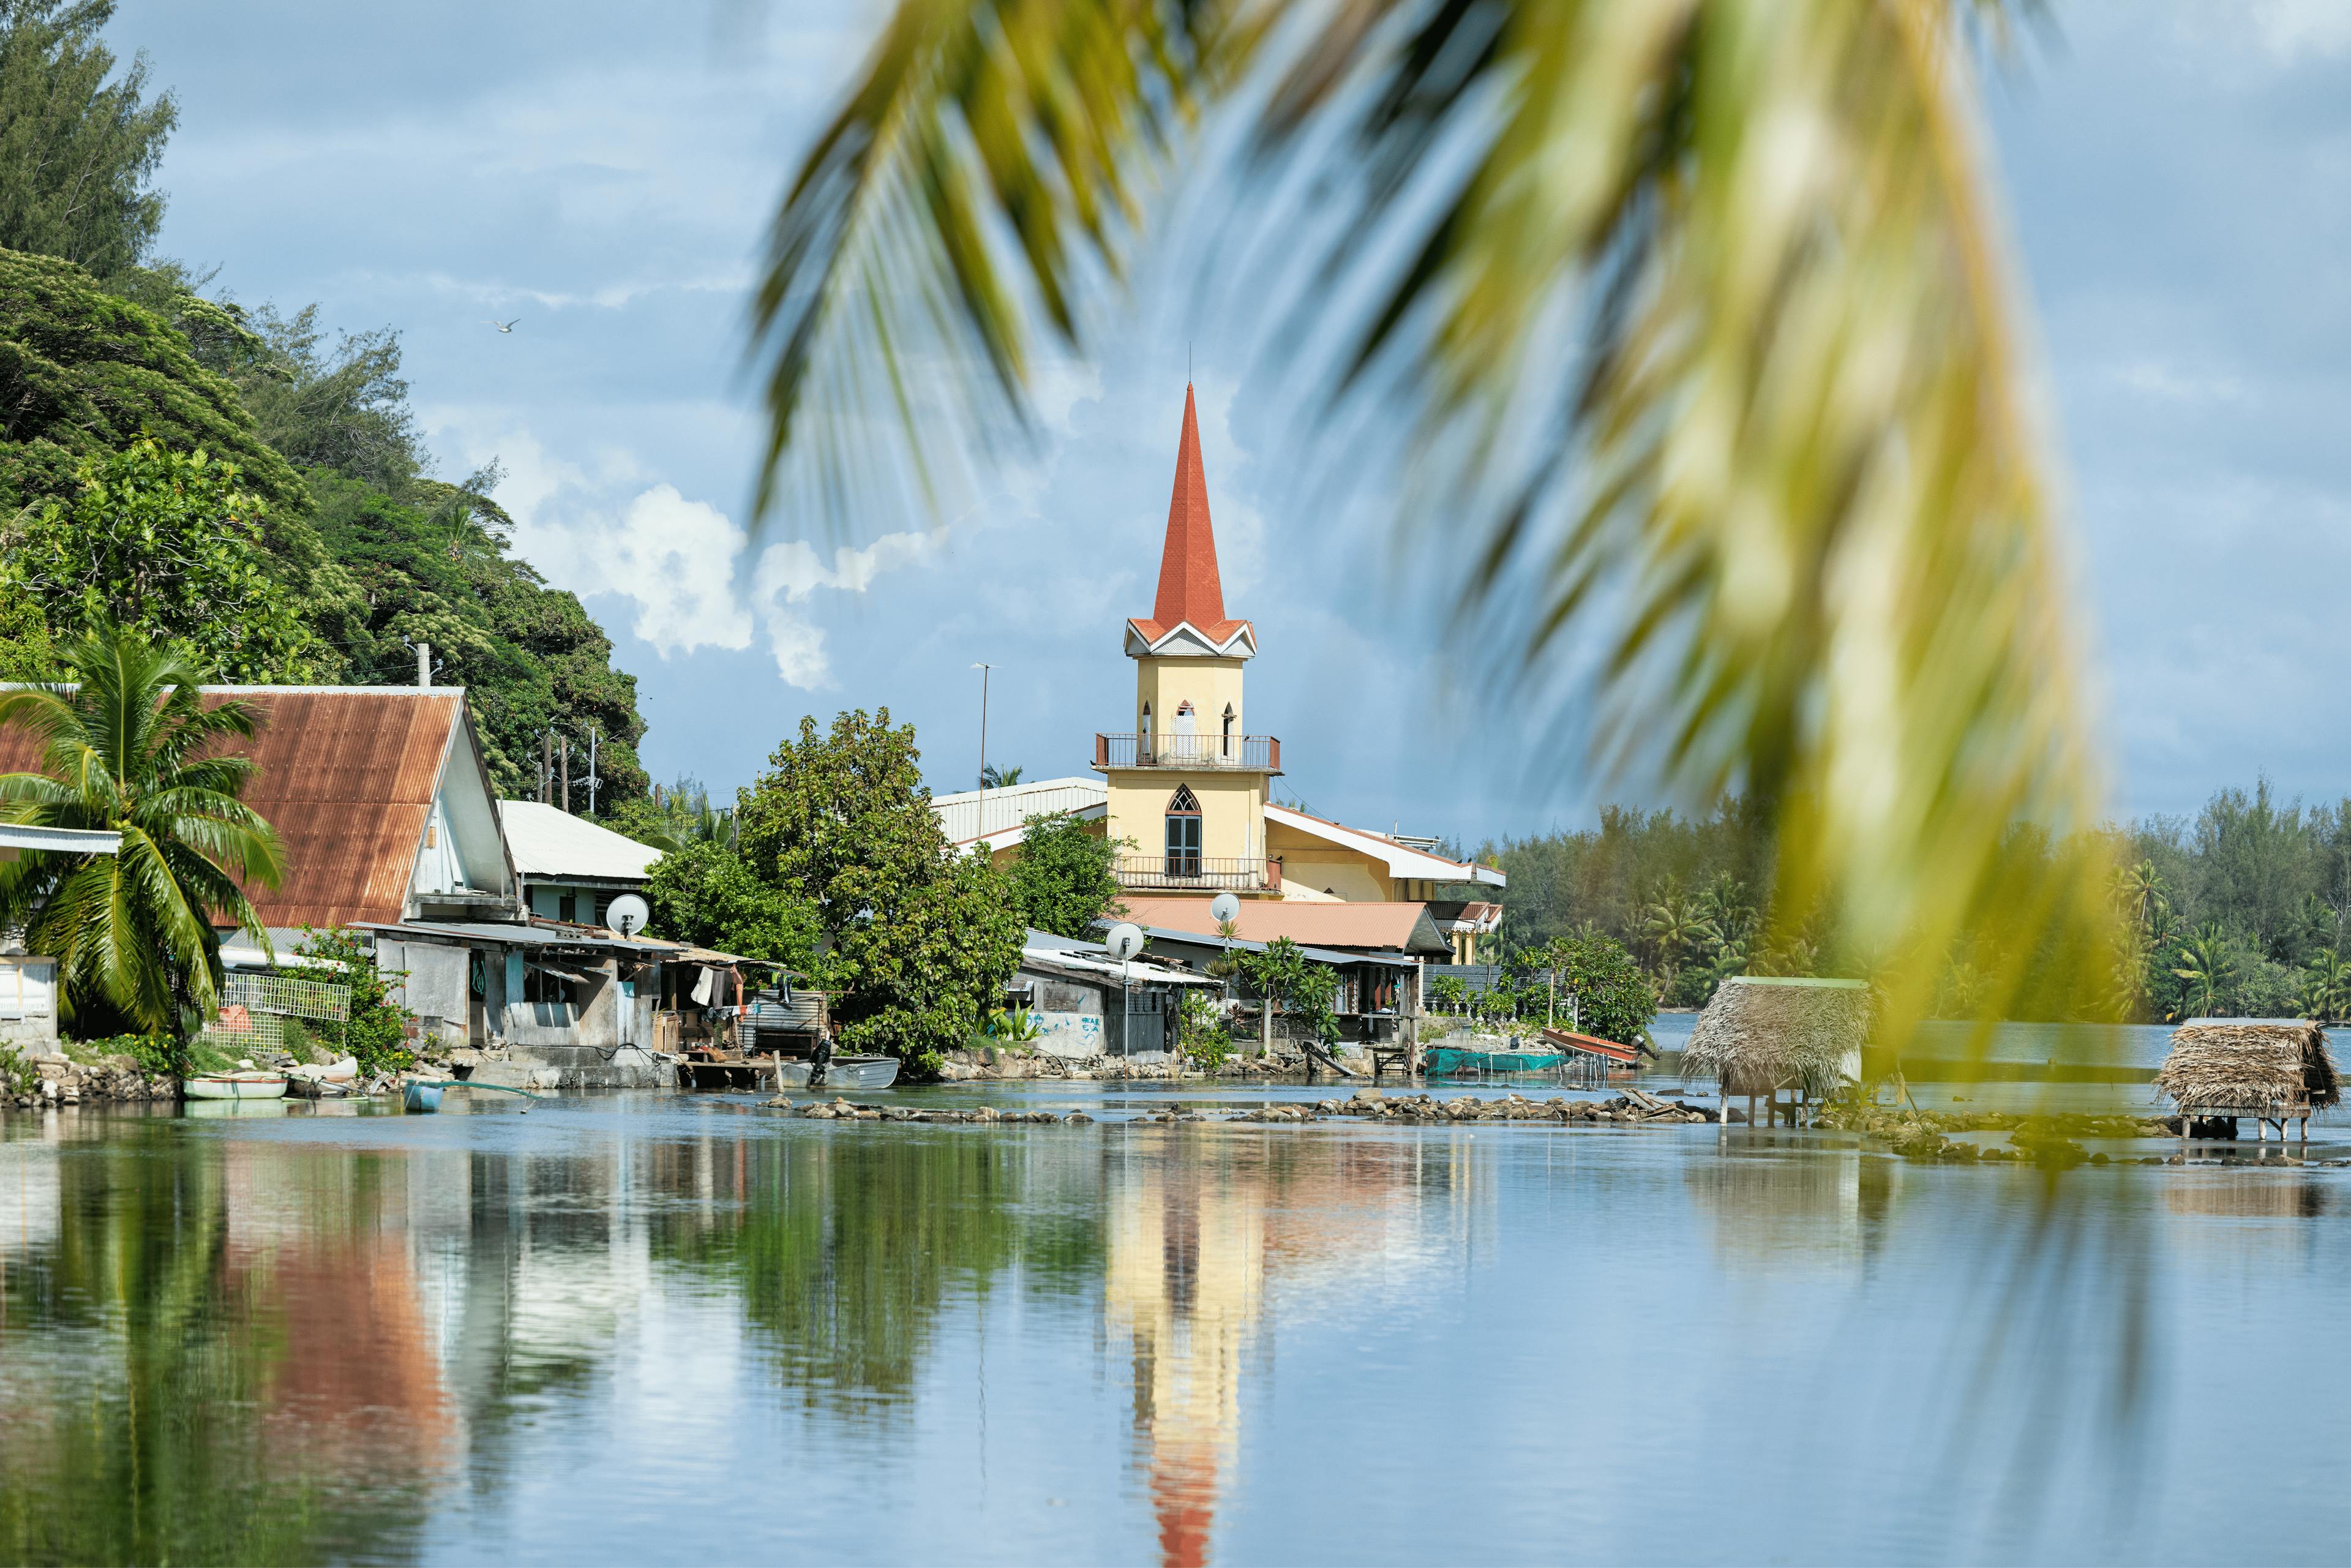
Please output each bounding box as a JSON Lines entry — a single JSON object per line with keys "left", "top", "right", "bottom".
{"left": 1113, "top": 855, "right": 1282, "bottom": 892}
{"left": 1093, "top": 733, "right": 1281, "bottom": 773}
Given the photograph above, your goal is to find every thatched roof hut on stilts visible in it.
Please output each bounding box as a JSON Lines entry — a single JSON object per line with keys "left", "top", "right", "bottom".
{"left": 2155, "top": 1019, "right": 2339, "bottom": 1149}
{"left": 1681, "top": 977, "right": 1873, "bottom": 1128}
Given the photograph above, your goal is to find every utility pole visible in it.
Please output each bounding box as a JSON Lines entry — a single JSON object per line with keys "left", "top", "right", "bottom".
{"left": 416, "top": 642, "right": 432, "bottom": 689}
{"left": 560, "top": 737, "right": 571, "bottom": 814}
{"left": 541, "top": 729, "right": 553, "bottom": 805}
{"left": 584, "top": 726, "right": 602, "bottom": 816}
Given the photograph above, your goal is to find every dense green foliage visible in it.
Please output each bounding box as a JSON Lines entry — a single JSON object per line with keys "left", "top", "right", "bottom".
{"left": 1003, "top": 809, "right": 1122, "bottom": 938}
{"left": 0, "top": 2, "right": 174, "bottom": 279}
{"left": 8, "top": 438, "right": 310, "bottom": 678}
{"left": 1487, "top": 782, "right": 2351, "bottom": 1023}
{"left": 293, "top": 926, "right": 416, "bottom": 1075}
{"left": 0, "top": 12, "right": 651, "bottom": 806}
{"left": 0, "top": 246, "right": 309, "bottom": 519}
{"left": 0, "top": 626, "right": 282, "bottom": 1062}
{"left": 642, "top": 838, "right": 819, "bottom": 964}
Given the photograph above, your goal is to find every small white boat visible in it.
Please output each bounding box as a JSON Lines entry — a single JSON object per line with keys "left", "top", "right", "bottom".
{"left": 184, "top": 1071, "right": 288, "bottom": 1101}
{"left": 287, "top": 1056, "right": 359, "bottom": 1084}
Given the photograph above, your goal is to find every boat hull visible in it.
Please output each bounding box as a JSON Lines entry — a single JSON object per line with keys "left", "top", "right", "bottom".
{"left": 773, "top": 1056, "right": 901, "bottom": 1092}
{"left": 184, "top": 1073, "right": 288, "bottom": 1101}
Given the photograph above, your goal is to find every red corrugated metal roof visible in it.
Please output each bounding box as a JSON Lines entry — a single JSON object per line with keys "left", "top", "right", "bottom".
{"left": 0, "top": 687, "right": 460, "bottom": 931}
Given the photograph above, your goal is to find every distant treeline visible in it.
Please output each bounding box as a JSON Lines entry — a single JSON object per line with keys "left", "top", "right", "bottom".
{"left": 1480, "top": 782, "right": 2351, "bottom": 1022}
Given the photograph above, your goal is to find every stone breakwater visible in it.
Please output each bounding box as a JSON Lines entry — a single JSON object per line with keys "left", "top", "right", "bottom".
{"left": 4, "top": 1052, "right": 172, "bottom": 1109}
{"left": 770, "top": 1087, "right": 1720, "bottom": 1127}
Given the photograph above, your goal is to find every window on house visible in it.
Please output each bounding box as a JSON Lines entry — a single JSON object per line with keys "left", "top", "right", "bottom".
{"left": 1164, "top": 784, "right": 1202, "bottom": 877}
{"left": 559, "top": 892, "right": 577, "bottom": 923}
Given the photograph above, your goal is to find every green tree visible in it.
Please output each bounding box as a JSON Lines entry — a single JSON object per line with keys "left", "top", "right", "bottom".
{"left": 642, "top": 838, "right": 819, "bottom": 965}
{"left": 7, "top": 437, "right": 310, "bottom": 679}
{"left": 0, "top": 1, "right": 177, "bottom": 278}
{"left": 2172, "top": 925, "right": 2235, "bottom": 1020}
{"left": 292, "top": 926, "right": 415, "bottom": 1075}
{"left": 0, "top": 624, "right": 282, "bottom": 1065}
{"left": 736, "top": 710, "right": 1023, "bottom": 1071}
{"left": 1004, "top": 809, "right": 1123, "bottom": 938}
{"left": 1541, "top": 931, "right": 1655, "bottom": 1046}
{"left": 1236, "top": 936, "right": 1340, "bottom": 1045}
{"left": 0, "top": 247, "right": 313, "bottom": 522}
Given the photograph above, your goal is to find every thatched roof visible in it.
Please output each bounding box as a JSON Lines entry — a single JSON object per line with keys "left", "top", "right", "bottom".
{"left": 2154, "top": 1019, "right": 2340, "bottom": 1113}
{"left": 1681, "top": 977, "right": 1872, "bottom": 1097}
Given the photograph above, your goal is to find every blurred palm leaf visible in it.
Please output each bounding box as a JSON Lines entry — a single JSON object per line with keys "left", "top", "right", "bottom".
{"left": 751, "top": 0, "right": 2115, "bottom": 1034}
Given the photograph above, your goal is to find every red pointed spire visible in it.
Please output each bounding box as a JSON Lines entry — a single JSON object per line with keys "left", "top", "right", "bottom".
{"left": 1130, "top": 384, "right": 1248, "bottom": 649}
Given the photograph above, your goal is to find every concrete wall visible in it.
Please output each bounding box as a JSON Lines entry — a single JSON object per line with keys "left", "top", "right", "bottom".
{"left": 1027, "top": 973, "right": 1106, "bottom": 1057}
{"left": 0, "top": 957, "right": 58, "bottom": 1052}
{"left": 379, "top": 939, "right": 471, "bottom": 1047}
{"left": 1107, "top": 770, "right": 1264, "bottom": 861}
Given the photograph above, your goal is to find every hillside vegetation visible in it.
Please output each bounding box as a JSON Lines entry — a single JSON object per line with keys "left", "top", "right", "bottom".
{"left": 0, "top": 1, "right": 646, "bottom": 805}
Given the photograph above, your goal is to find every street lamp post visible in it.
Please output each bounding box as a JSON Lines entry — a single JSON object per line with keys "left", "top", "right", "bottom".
{"left": 971, "top": 662, "right": 992, "bottom": 839}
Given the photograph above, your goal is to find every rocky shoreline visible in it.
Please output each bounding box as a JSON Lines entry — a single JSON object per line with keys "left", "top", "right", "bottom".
{"left": 4, "top": 1051, "right": 173, "bottom": 1109}
{"left": 772, "top": 1086, "right": 1722, "bottom": 1125}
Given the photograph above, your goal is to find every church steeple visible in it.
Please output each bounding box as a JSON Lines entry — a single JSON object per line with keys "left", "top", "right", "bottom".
{"left": 1125, "top": 384, "right": 1255, "bottom": 659}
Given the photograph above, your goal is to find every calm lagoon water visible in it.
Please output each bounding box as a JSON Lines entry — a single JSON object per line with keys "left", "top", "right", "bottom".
{"left": 4, "top": 1077, "right": 2350, "bottom": 1566}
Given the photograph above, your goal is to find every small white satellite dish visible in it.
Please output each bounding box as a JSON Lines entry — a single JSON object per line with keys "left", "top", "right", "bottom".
{"left": 1209, "top": 892, "right": 1241, "bottom": 925}
{"left": 606, "top": 893, "right": 650, "bottom": 936}
{"left": 1105, "top": 923, "right": 1145, "bottom": 962}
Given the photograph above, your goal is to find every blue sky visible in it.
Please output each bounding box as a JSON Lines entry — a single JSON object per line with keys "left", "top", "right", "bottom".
{"left": 114, "top": 1, "right": 2351, "bottom": 840}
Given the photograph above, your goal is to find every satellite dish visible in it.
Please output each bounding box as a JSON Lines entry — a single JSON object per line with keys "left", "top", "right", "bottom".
{"left": 606, "top": 893, "right": 650, "bottom": 936}
{"left": 1105, "top": 923, "right": 1145, "bottom": 962}
{"left": 1209, "top": 892, "right": 1241, "bottom": 925}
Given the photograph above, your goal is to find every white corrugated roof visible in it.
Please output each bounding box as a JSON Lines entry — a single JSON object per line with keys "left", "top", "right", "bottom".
{"left": 1264, "top": 804, "right": 1506, "bottom": 886}
{"left": 0, "top": 823, "right": 121, "bottom": 855}
{"left": 498, "top": 801, "right": 662, "bottom": 881}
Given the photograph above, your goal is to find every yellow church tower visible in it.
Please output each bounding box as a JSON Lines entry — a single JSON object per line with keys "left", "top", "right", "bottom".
{"left": 1092, "top": 385, "right": 1284, "bottom": 900}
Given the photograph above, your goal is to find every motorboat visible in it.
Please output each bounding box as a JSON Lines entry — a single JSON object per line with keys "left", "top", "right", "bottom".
{"left": 773, "top": 1056, "right": 901, "bottom": 1092}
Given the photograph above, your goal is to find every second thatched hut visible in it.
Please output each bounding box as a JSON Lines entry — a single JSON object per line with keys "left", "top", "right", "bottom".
{"left": 2154, "top": 1018, "right": 2339, "bottom": 1144}
{"left": 1682, "top": 976, "right": 1873, "bottom": 1127}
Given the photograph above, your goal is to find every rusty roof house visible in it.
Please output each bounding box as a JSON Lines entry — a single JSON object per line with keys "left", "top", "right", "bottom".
{"left": 0, "top": 686, "right": 676, "bottom": 1086}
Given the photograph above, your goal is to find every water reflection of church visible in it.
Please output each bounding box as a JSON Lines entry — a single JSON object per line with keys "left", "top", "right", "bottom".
{"left": 1104, "top": 1138, "right": 1466, "bottom": 1568}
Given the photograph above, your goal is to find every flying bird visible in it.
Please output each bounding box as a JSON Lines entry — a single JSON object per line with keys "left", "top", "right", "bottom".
{"left": 486, "top": 318, "right": 519, "bottom": 333}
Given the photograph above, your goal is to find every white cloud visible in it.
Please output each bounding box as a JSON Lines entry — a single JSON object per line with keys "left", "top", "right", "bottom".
{"left": 2252, "top": 0, "right": 2351, "bottom": 59}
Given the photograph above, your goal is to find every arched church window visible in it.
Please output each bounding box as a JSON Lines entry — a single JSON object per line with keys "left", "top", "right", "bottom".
{"left": 1164, "top": 784, "right": 1202, "bottom": 878}
{"left": 1221, "top": 703, "right": 1235, "bottom": 757}
{"left": 1173, "top": 700, "right": 1196, "bottom": 739}
{"left": 1140, "top": 702, "right": 1152, "bottom": 761}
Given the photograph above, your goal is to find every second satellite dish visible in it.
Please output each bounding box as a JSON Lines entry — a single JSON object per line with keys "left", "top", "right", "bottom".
{"left": 1105, "top": 923, "right": 1145, "bottom": 961}
{"left": 1209, "top": 892, "right": 1240, "bottom": 925}
{"left": 605, "top": 893, "right": 650, "bottom": 936}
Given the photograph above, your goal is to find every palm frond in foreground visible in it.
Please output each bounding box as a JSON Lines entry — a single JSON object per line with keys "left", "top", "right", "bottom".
{"left": 751, "top": 0, "right": 2115, "bottom": 1032}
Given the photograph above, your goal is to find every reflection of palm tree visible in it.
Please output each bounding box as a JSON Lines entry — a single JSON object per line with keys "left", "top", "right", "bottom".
{"left": 748, "top": 0, "right": 2113, "bottom": 1023}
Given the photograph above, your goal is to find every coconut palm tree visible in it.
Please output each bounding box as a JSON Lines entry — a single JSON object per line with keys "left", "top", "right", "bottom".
{"left": 0, "top": 625, "right": 283, "bottom": 1056}
{"left": 2171, "top": 925, "right": 2236, "bottom": 1021}
{"left": 749, "top": 0, "right": 2113, "bottom": 1038}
